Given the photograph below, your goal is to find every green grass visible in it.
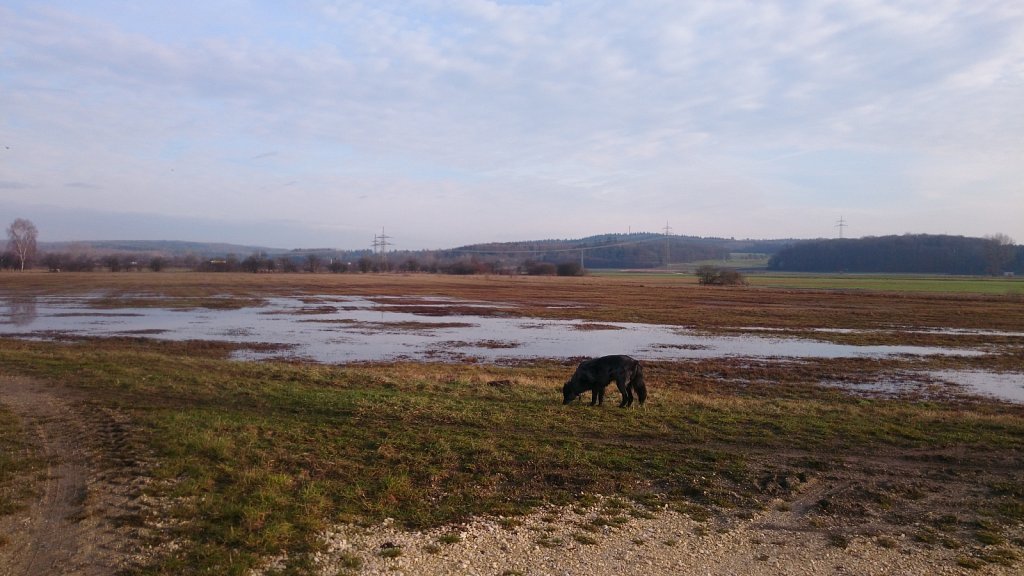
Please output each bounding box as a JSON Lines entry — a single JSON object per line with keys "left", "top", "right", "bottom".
{"left": 747, "top": 273, "right": 1024, "bottom": 295}
{"left": 1, "top": 337, "right": 1023, "bottom": 573}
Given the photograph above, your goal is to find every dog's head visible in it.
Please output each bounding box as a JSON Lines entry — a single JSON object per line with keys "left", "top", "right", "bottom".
{"left": 562, "top": 380, "right": 581, "bottom": 405}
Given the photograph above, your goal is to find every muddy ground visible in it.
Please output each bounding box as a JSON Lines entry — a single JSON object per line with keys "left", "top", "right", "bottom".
{"left": 0, "top": 375, "right": 155, "bottom": 576}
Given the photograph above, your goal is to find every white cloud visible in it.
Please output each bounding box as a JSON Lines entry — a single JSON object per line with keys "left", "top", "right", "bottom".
{"left": 1, "top": 1, "right": 1022, "bottom": 246}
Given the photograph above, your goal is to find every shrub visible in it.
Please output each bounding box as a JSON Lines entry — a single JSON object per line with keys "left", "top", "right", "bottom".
{"left": 556, "top": 262, "right": 584, "bottom": 276}
{"left": 696, "top": 265, "right": 746, "bottom": 286}
{"left": 524, "top": 260, "right": 557, "bottom": 276}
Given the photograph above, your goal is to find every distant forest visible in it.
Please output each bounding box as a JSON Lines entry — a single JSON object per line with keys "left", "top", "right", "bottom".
{"left": 27, "top": 234, "right": 791, "bottom": 274}
{"left": 16, "top": 232, "right": 1022, "bottom": 276}
{"left": 450, "top": 234, "right": 791, "bottom": 270}
{"left": 768, "top": 234, "right": 1023, "bottom": 275}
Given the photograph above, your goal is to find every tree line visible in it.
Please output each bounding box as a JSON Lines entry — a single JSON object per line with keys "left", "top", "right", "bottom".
{"left": 768, "top": 234, "right": 1022, "bottom": 275}
{"left": 10, "top": 217, "right": 1019, "bottom": 277}
{"left": 5, "top": 224, "right": 767, "bottom": 274}
{"left": 4, "top": 249, "right": 592, "bottom": 276}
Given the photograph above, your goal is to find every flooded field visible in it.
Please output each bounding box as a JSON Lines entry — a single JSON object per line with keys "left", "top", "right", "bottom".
{"left": 3, "top": 289, "right": 1022, "bottom": 403}
{"left": 2, "top": 274, "right": 1023, "bottom": 576}
{"left": 1, "top": 294, "right": 988, "bottom": 362}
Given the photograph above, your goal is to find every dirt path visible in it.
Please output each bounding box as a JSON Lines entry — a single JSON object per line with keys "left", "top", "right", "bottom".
{"left": 0, "top": 374, "right": 151, "bottom": 576}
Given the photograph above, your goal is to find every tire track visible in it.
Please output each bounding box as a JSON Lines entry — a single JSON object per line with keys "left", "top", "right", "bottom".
{"left": 0, "top": 375, "right": 152, "bottom": 575}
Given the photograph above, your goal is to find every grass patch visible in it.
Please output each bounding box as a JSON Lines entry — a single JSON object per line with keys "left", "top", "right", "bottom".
{"left": 748, "top": 274, "right": 1024, "bottom": 295}
{"left": 958, "top": 547, "right": 1020, "bottom": 569}
{"left": 976, "top": 547, "right": 1019, "bottom": 567}
{"left": 629, "top": 508, "right": 656, "bottom": 520}
{"left": 976, "top": 531, "right": 1005, "bottom": 546}
{"left": 0, "top": 404, "right": 37, "bottom": 517}
{"left": 536, "top": 535, "right": 563, "bottom": 548}
{"left": 674, "top": 503, "right": 713, "bottom": 523}
{"left": 588, "top": 515, "right": 629, "bottom": 531}
{"left": 956, "top": 555, "right": 986, "bottom": 570}
{"left": 572, "top": 533, "right": 598, "bottom": 545}
{"left": 437, "top": 533, "right": 462, "bottom": 545}
{"left": 498, "top": 518, "right": 523, "bottom": 530}
{"left": 337, "top": 551, "right": 363, "bottom": 570}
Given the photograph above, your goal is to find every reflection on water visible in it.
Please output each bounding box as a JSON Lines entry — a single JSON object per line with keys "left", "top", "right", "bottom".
{"left": 6, "top": 295, "right": 37, "bottom": 326}
{"left": 0, "top": 295, "right": 990, "bottom": 367}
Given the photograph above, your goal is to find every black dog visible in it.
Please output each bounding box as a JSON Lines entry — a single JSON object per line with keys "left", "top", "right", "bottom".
{"left": 562, "top": 355, "right": 647, "bottom": 408}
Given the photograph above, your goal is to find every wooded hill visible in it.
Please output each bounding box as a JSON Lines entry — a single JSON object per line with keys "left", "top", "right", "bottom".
{"left": 446, "top": 233, "right": 792, "bottom": 269}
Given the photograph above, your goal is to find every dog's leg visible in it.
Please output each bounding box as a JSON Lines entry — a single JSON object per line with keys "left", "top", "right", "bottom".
{"left": 622, "top": 368, "right": 630, "bottom": 405}
{"left": 615, "top": 373, "right": 630, "bottom": 408}
{"left": 618, "top": 364, "right": 634, "bottom": 405}
{"left": 634, "top": 372, "right": 647, "bottom": 407}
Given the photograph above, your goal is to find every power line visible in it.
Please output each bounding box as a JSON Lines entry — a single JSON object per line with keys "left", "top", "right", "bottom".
{"left": 373, "top": 228, "right": 393, "bottom": 269}
{"left": 663, "top": 222, "right": 673, "bottom": 267}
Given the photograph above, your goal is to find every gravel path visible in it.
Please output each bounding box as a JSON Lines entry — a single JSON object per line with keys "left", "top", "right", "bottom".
{"left": 286, "top": 494, "right": 1020, "bottom": 576}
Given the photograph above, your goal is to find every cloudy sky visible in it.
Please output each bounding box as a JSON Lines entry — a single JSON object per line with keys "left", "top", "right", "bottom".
{"left": 2, "top": 1, "right": 1022, "bottom": 249}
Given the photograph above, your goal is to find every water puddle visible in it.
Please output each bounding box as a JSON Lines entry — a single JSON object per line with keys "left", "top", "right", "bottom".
{"left": 818, "top": 370, "right": 1024, "bottom": 404}
{"left": 1, "top": 295, "right": 986, "bottom": 367}
{"left": 926, "top": 370, "right": 1024, "bottom": 403}
{"left": 742, "top": 326, "right": 1024, "bottom": 338}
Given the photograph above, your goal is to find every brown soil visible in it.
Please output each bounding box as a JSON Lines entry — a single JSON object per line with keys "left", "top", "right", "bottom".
{"left": 4, "top": 272, "right": 1022, "bottom": 333}
{"left": 0, "top": 375, "right": 154, "bottom": 576}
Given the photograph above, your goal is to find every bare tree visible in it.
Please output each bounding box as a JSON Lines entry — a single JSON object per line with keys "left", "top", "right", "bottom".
{"left": 102, "top": 255, "right": 123, "bottom": 272}
{"left": 985, "top": 233, "right": 1015, "bottom": 275}
{"left": 696, "top": 265, "right": 746, "bottom": 285}
{"left": 6, "top": 218, "right": 38, "bottom": 271}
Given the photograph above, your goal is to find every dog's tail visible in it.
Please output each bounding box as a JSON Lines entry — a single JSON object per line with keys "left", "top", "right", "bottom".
{"left": 632, "top": 362, "right": 648, "bottom": 406}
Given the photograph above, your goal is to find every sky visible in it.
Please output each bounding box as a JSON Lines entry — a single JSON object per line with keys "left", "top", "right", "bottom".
{"left": 1, "top": 1, "right": 1022, "bottom": 250}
